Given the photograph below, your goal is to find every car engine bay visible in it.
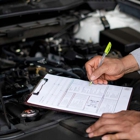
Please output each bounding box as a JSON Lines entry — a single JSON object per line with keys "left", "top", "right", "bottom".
{"left": 0, "top": 1, "right": 140, "bottom": 139}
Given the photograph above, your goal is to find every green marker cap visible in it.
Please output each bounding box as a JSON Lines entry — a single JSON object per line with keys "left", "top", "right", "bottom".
{"left": 104, "top": 42, "right": 112, "bottom": 55}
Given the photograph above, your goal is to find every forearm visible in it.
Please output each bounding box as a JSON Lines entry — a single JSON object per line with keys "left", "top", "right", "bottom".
{"left": 120, "top": 54, "right": 139, "bottom": 74}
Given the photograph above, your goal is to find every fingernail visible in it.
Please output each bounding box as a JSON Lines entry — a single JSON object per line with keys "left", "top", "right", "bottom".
{"left": 88, "top": 133, "right": 94, "bottom": 138}
{"left": 102, "top": 136, "right": 108, "bottom": 140}
{"left": 91, "top": 75, "right": 96, "bottom": 80}
{"left": 86, "top": 128, "right": 91, "bottom": 133}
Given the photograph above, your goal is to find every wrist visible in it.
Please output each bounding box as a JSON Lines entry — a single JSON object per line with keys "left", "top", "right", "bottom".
{"left": 120, "top": 54, "right": 139, "bottom": 74}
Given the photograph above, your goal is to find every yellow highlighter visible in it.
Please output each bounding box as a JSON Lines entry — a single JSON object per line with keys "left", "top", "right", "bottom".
{"left": 98, "top": 42, "right": 112, "bottom": 67}
{"left": 89, "top": 42, "right": 112, "bottom": 85}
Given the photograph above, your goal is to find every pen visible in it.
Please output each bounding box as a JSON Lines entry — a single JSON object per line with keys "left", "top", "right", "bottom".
{"left": 89, "top": 42, "right": 112, "bottom": 85}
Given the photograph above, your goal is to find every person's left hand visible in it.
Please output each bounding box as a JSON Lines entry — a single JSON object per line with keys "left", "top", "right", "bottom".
{"left": 86, "top": 110, "right": 140, "bottom": 140}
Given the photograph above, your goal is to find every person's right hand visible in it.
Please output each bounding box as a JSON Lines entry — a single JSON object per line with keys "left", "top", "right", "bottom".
{"left": 86, "top": 110, "right": 140, "bottom": 140}
{"left": 85, "top": 55, "right": 126, "bottom": 84}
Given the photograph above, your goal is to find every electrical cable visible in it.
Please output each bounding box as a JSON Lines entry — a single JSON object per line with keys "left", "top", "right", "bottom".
{"left": 2, "top": 46, "right": 17, "bottom": 57}
{"left": 49, "top": 67, "right": 81, "bottom": 79}
{"left": 67, "top": 67, "right": 85, "bottom": 76}
{"left": 0, "top": 58, "right": 16, "bottom": 66}
{"left": 0, "top": 82, "right": 11, "bottom": 129}
{"left": 26, "top": 60, "right": 81, "bottom": 79}
{"left": 41, "top": 64, "right": 81, "bottom": 79}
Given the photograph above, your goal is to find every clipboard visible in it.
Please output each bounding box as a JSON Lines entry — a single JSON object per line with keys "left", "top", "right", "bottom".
{"left": 25, "top": 74, "right": 133, "bottom": 118}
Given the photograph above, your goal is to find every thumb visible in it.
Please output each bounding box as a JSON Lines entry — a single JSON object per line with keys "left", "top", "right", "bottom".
{"left": 90, "top": 65, "right": 107, "bottom": 81}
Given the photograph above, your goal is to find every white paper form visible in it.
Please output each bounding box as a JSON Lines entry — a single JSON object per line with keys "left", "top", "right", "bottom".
{"left": 27, "top": 74, "right": 133, "bottom": 117}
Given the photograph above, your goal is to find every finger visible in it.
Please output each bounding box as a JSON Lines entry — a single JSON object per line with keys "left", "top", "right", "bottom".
{"left": 88, "top": 124, "right": 124, "bottom": 138}
{"left": 92, "top": 77, "right": 108, "bottom": 85}
{"left": 90, "top": 64, "right": 108, "bottom": 81}
{"left": 86, "top": 118, "right": 119, "bottom": 133}
{"left": 101, "top": 111, "right": 126, "bottom": 119}
{"left": 96, "top": 75, "right": 105, "bottom": 84}
{"left": 92, "top": 75, "right": 106, "bottom": 84}
{"left": 92, "top": 79, "right": 108, "bottom": 85}
{"left": 86, "top": 68, "right": 96, "bottom": 81}
{"left": 93, "top": 124, "right": 124, "bottom": 137}
{"left": 87, "top": 73, "right": 92, "bottom": 82}
{"left": 96, "top": 79, "right": 106, "bottom": 84}
{"left": 102, "top": 132, "right": 129, "bottom": 140}
{"left": 85, "top": 62, "right": 95, "bottom": 77}
{"left": 103, "top": 80, "right": 108, "bottom": 84}
{"left": 92, "top": 79, "right": 98, "bottom": 84}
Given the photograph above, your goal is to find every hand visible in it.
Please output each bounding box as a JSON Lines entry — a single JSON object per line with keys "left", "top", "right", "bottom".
{"left": 85, "top": 55, "right": 125, "bottom": 84}
{"left": 86, "top": 110, "right": 140, "bottom": 140}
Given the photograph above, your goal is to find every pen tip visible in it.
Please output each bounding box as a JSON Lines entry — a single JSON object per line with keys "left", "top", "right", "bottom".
{"left": 89, "top": 81, "right": 92, "bottom": 86}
